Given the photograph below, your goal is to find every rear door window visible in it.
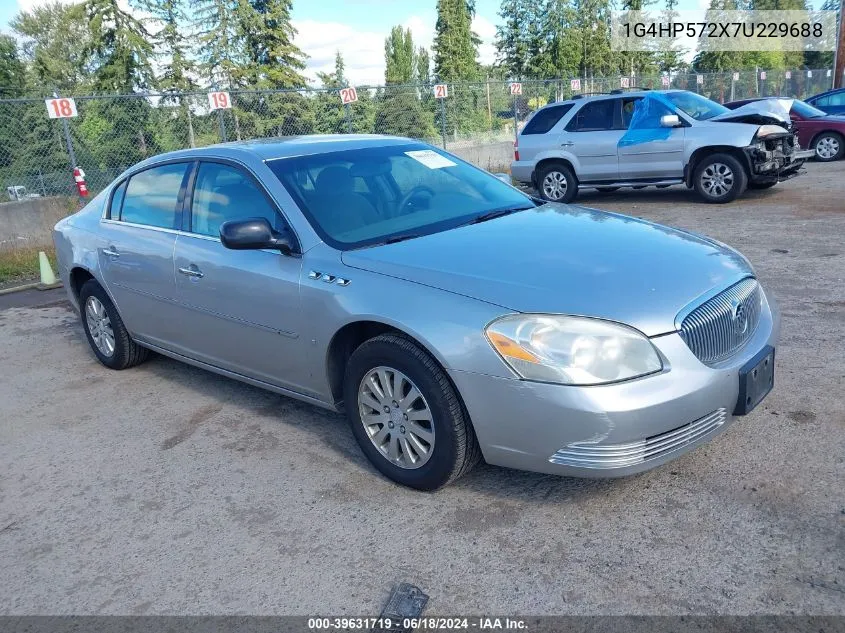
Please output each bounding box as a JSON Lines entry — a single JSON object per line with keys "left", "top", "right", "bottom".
{"left": 120, "top": 162, "right": 190, "bottom": 229}
{"left": 522, "top": 104, "right": 574, "bottom": 135}
{"left": 566, "top": 100, "right": 619, "bottom": 132}
{"left": 108, "top": 180, "right": 127, "bottom": 219}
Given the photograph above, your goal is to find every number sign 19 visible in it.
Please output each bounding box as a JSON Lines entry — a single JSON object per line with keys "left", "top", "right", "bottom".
{"left": 45, "top": 98, "right": 78, "bottom": 119}
{"left": 208, "top": 91, "right": 232, "bottom": 110}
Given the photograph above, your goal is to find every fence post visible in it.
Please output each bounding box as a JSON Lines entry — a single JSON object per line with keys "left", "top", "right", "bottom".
{"left": 344, "top": 103, "right": 352, "bottom": 133}
{"left": 54, "top": 91, "right": 81, "bottom": 200}
{"left": 512, "top": 96, "right": 518, "bottom": 149}
{"left": 439, "top": 96, "right": 447, "bottom": 149}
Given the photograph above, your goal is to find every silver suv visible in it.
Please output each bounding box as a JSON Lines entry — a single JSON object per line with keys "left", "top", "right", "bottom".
{"left": 511, "top": 89, "right": 813, "bottom": 204}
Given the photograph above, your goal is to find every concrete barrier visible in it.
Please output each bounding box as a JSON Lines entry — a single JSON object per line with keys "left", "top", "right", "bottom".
{"left": 0, "top": 197, "right": 77, "bottom": 252}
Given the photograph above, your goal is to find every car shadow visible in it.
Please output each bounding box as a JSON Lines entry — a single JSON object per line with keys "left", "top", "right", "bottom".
{"left": 141, "top": 353, "right": 627, "bottom": 501}
{"left": 549, "top": 185, "right": 783, "bottom": 207}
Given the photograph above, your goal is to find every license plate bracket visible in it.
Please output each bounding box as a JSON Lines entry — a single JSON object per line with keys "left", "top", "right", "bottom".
{"left": 734, "top": 346, "right": 775, "bottom": 416}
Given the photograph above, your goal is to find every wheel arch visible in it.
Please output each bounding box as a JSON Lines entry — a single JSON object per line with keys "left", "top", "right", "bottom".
{"left": 534, "top": 156, "right": 577, "bottom": 185}
{"left": 685, "top": 146, "right": 750, "bottom": 187}
{"left": 68, "top": 266, "right": 96, "bottom": 304}
{"left": 325, "top": 318, "right": 461, "bottom": 411}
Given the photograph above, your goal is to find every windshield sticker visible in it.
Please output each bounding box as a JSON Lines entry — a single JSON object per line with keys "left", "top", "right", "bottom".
{"left": 405, "top": 150, "right": 457, "bottom": 169}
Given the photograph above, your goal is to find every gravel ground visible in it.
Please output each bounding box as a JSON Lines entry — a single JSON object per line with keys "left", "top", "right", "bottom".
{"left": 1, "top": 162, "right": 843, "bottom": 616}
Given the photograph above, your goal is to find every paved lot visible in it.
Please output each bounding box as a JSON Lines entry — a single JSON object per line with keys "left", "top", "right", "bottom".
{"left": 1, "top": 163, "right": 844, "bottom": 616}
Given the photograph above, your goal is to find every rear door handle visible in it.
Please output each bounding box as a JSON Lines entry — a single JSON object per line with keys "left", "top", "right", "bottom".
{"left": 178, "top": 266, "right": 204, "bottom": 278}
{"left": 561, "top": 141, "right": 574, "bottom": 147}
{"left": 102, "top": 247, "right": 120, "bottom": 257}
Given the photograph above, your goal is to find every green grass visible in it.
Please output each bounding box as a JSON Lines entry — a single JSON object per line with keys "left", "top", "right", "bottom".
{"left": 0, "top": 246, "right": 57, "bottom": 284}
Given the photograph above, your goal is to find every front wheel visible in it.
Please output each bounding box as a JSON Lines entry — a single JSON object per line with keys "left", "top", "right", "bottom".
{"left": 537, "top": 163, "right": 577, "bottom": 203}
{"left": 343, "top": 334, "right": 481, "bottom": 490}
{"left": 693, "top": 153, "right": 747, "bottom": 203}
{"left": 813, "top": 132, "right": 843, "bottom": 162}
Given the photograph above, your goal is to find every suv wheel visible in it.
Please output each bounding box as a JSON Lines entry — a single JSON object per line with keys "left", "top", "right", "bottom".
{"left": 538, "top": 163, "right": 577, "bottom": 203}
{"left": 813, "top": 132, "right": 843, "bottom": 162}
{"left": 343, "top": 333, "right": 481, "bottom": 490}
{"left": 693, "top": 153, "right": 747, "bottom": 203}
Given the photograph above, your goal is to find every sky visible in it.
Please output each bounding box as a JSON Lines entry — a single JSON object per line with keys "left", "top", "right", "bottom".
{"left": 0, "top": 0, "right": 830, "bottom": 87}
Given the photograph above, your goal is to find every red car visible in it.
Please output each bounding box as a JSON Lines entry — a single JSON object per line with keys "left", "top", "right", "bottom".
{"left": 725, "top": 97, "right": 845, "bottom": 162}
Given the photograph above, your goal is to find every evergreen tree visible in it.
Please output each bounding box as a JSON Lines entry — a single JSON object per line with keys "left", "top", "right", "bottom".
{"left": 495, "top": 0, "right": 531, "bottom": 79}
{"left": 0, "top": 35, "right": 27, "bottom": 98}
{"left": 140, "top": 0, "right": 196, "bottom": 93}
{"left": 192, "top": 0, "right": 243, "bottom": 88}
{"left": 378, "top": 28, "right": 436, "bottom": 139}
{"left": 73, "top": 0, "right": 154, "bottom": 93}
{"left": 433, "top": 0, "right": 480, "bottom": 81}
{"left": 235, "top": 0, "right": 308, "bottom": 88}
{"left": 656, "top": 0, "right": 687, "bottom": 73}
{"left": 417, "top": 47, "right": 431, "bottom": 84}
{"left": 11, "top": 2, "right": 93, "bottom": 93}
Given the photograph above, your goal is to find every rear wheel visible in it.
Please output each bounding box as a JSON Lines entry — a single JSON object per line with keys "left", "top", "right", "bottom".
{"left": 693, "top": 153, "right": 747, "bottom": 203}
{"left": 79, "top": 280, "right": 149, "bottom": 370}
{"left": 537, "top": 162, "right": 577, "bottom": 203}
{"left": 813, "top": 132, "right": 843, "bottom": 162}
{"left": 343, "top": 333, "right": 481, "bottom": 490}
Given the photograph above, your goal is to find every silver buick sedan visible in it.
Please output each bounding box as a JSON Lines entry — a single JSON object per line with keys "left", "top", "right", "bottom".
{"left": 54, "top": 135, "right": 779, "bottom": 490}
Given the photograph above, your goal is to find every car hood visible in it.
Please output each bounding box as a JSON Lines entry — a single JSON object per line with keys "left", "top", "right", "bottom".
{"left": 340, "top": 205, "right": 753, "bottom": 336}
{"left": 712, "top": 99, "right": 792, "bottom": 126}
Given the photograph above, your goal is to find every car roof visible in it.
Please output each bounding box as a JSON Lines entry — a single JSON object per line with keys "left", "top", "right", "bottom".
{"left": 809, "top": 87, "right": 845, "bottom": 99}
{"left": 131, "top": 134, "right": 421, "bottom": 170}
{"left": 535, "top": 89, "right": 684, "bottom": 109}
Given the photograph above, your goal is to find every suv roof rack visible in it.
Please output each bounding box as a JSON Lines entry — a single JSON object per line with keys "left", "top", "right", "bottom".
{"left": 609, "top": 87, "right": 652, "bottom": 94}
{"left": 571, "top": 92, "right": 611, "bottom": 100}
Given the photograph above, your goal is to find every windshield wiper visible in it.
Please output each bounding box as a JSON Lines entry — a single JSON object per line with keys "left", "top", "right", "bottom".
{"left": 465, "top": 205, "right": 534, "bottom": 225}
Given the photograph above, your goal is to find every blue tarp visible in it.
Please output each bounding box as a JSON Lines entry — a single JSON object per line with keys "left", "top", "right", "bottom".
{"left": 618, "top": 92, "right": 679, "bottom": 148}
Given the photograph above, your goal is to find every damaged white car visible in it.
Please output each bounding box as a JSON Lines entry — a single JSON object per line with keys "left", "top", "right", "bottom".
{"left": 512, "top": 89, "right": 815, "bottom": 203}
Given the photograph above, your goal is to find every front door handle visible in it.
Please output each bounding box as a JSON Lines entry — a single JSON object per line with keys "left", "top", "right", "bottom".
{"left": 561, "top": 141, "right": 575, "bottom": 147}
{"left": 178, "top": 266, "right": 204, "bottom": 279}
{"left": 102, "top": 247, "right": 120, "bottom": 257}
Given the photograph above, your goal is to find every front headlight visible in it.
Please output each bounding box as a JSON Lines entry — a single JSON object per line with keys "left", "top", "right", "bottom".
{"left": 485, "top": 314, "right": 663, "bottom": 386}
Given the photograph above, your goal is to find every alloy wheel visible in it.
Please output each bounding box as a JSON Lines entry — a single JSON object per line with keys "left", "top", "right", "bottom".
{"left": 700, "top": 162, "right": 734, "bottom": 198}
{"left": 542, "top": 171, "right": 568, "bottom": 200}
{"left": 85, "top": 296, "right": 115, "bottom": 357}
{"left": 816, "top": 136, "right": 840, "bottom": 160}
{"left": 357, "top": 366, "right": 435, "bottom": 470}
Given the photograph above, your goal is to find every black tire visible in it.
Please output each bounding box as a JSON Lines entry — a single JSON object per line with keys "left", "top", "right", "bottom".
{"left": 343, "top": 333, "right": 481, "bottom": 491}
{"left": 79, "top": 280, "right": 149, "bottom": 370}
{"left": 595, "top": 187, "right": 619, "bottom": 193}
{"left": 748, "top": 181, "right": 778, "bottom": 190}
{"left": 537, "top": 162, "right": 577, "bottom": 203}
{"left": 812, "top": 132, "right": 844, "bottom": 162}
{"left": 692, "top": 153, "right": 747, "bottom": 203}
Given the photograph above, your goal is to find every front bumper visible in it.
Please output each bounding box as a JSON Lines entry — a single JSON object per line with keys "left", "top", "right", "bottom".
{"left": 449, "top": 293, "right": 780, "bottom": 478}
{"left": 743, "top": 143, "right": 812, "bottom": 183}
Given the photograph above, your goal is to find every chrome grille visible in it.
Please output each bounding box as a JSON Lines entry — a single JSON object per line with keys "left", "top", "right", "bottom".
{"left": 549, "top": 408, "right": 727, "bottom": 469}
{"left": 679, "top": 278, "right": 762, "bottom": 365}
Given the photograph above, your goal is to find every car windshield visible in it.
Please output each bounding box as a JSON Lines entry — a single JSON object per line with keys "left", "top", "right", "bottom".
{"left": 665, "top": 91, "right": 730, "bottom": 120}
{"left": 267, "top": 143, "right": 535, "bottom": 249}
{"left": 791, "top": 99, "right": 826, "bottom": 118}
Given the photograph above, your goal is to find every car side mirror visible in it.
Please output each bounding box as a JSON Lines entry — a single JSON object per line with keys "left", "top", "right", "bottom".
{"left": 219, "top": 218, "right": 295, "bottom": 256}
{"left": 660, "top": 114, "right": 682, "bottom": 128}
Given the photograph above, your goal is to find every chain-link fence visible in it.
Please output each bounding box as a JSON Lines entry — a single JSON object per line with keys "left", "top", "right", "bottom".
{"left": 0, "top": 68, "right": 839, "bottom": 200}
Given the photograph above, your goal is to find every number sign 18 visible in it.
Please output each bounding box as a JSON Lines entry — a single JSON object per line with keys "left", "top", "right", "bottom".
{"left": 45, "top": 98, "right": 78, "bottom": 119}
